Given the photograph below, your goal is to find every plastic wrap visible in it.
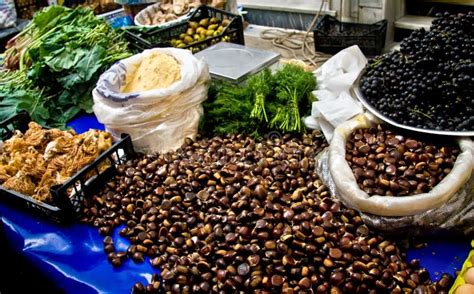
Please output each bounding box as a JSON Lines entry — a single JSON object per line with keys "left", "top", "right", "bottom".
{"left": 0, "top": 0, "right": 16, "bottom": 29}
{"left": 316, "top": 114, "right": 474, "bottom": 235}
{"left": 93, "top": 48, "right": 209, "bottom": 154}
{"left": 303, "top": 45, "right": 366, "bottom": 140}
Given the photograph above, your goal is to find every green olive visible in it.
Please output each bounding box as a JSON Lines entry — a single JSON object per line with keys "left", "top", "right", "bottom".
{"left": 222, "top": 19, "right": 230, "bottom": 27}
{"left": 208, "top": 24, "right": 218, "bottom": 31}
{"left": 199, "top": 18, "right": 209, "bottom": 27}
{"left": 196, "top": 27, "right": 205, "bottom": 35}
{"left": 188, "top": 21, "right": 198, "bottom": 29}
{"left": 183, "top": 36, "right": 194, "bottom": 44}
{"left": 186, "top": 28, "right": 195, "bottom": 36}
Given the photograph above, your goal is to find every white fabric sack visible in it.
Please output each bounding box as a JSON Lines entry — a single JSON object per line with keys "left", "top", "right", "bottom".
{"left": 325, "top": 114, "right": 473, "bottom": 217}
{"left": 303, "top": 45, "right": 366, "bottom": 140}
{"left": 93, "top": 48, "right": 209, "bottom": 154}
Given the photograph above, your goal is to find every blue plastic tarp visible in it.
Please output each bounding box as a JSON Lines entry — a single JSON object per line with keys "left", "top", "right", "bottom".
{"left": 0, "top": 201, "right": 159, "bottom": 294}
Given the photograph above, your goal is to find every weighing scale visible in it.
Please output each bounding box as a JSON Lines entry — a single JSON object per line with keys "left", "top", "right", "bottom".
{"left": 195, "top": 42, "right": 281, "bottom": 83}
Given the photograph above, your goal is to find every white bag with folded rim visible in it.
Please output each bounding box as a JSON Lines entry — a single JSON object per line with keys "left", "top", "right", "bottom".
{"left": 316, "top": 114, "right": 474, "bottom": 235}
{"left": 93, "top": 48, "right": 209, "bottom": 154}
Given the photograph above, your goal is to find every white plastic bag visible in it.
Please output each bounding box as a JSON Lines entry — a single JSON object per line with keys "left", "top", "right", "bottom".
{"left": 93, "top": 48, "right": 209, "bottom": 154}
{"left": 315, "top": 114, "right": 474, "bottom": 235}
{"left": 303, "top": 45, "right": 366, "bottom": 140}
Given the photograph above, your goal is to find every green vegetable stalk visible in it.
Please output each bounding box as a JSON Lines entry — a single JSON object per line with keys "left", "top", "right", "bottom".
{"left": 202, "top": 80, "right": 257, "bottom": 136}
{"left": 270, "top": 64, "right": 316, "bottom": 133}
{"left": 249, "top": 68, "right": 272, "bottom": 123}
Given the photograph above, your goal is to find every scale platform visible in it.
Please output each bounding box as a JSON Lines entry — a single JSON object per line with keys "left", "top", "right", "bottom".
{"left": 195, "top": 42, "right": 281, "bottom": 83}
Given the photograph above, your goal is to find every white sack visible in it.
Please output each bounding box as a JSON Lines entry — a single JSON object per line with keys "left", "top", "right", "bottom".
{"left": 327, "top": 114, "right": 473, "bottom": 217}
{"left": 93, "top": 48, "right": 209, "bottom": 154}
{"left": 315, "top": 114, "right": 474, "bottom": 235}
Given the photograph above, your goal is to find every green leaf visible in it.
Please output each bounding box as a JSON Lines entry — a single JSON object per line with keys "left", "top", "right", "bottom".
{"left": 44, "top": 47, "right": 87, "bottom": 72}
{"left": 32, "top": 6, "right": 68, "bottom": 31}
{"left": 75, "top": 45, "right": 106, "bottom": 80}
{"left": 0, "top": 88, "right": 50, "bottom": 126}
{"left": 77, "top": 91, "right": 94, "bottom": 113}
{"left": 58, "top": 106, "right": 81, "bottom": 123}
{"left": 30, "top": 103, "right": 50, "bottom": 125}
{"left": 57, "top": 73, "right": 83, "bottom": 90}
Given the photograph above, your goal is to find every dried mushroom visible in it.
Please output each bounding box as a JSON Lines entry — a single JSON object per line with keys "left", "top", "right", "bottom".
{"left": 0, "top": 122, "right": 113, "bottom": 203}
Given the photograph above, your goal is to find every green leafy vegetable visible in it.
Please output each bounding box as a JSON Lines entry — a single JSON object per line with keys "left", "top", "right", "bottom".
{"left": 202, "top": 80, "right": 258, "bottom": 136}
{"left": 201, "top": 64, "right": 317, "bottom": 137}
{"left": 270, "top": 64, "right": 316, "bottom": 133}
{"left": 0, "top": 6, "right": 131, "bottom": 127}
{"left": 0, "top": 72, "right": 50, "bottom": 126}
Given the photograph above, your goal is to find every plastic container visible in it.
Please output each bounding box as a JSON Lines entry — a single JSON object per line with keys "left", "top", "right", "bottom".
{"left": 124, "top": 5, "right": 244, "bottom": 54}
{"left": 0, "top": 112, "right": 135, "bottom": 223}
{"left": 97, "top": 8, "right": 134, "bottom": 28}
{"left": 134, "top": 2, "right": 195, "bottom": 28}
{"left": 313, "top": 15, "right": 387, "bottom": 56}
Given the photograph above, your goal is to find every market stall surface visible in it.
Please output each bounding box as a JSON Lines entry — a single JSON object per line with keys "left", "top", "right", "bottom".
{"left": 0, "top": 114, "right": 470, "bottom": 294}
{"left": 1, "top": 15, "right": 473, "bottom": 293}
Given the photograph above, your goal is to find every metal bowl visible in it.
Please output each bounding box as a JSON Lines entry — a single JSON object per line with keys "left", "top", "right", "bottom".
{"left": 352, "top": 72, "right": 474, "bottom": 137}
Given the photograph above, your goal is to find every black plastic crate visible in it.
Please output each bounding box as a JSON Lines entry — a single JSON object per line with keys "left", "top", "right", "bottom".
{"left": 14, "top": 0, "right": 46, "bottom": 19}
{"left": 0, "top": 112, "right": 135, "bottom": 223}
{"left": 313, "top": 15, "right": 387, "bottom": 56}
{"left": 124, "top": 5, "right": 244, "bottom": 54}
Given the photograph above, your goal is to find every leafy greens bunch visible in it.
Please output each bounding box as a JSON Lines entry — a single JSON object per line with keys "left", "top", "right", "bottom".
{"left": 202, "top": 64, "right": 316, "bottom": 137}
{"left": 0, "top": 6, "right": 131, "bottom": 127}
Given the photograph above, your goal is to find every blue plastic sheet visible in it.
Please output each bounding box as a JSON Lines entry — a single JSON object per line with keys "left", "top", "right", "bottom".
{"left": 66, "top": 113, "right": 105, "bottom": 133}
{"left": 0, "top": 114, "right": 470, "bottom": 293}
{"left": 407, "top": 238, "right": 471, "bottom": 281}
{"left": 0, "top": 202, "right": 159, "bottom": 294}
